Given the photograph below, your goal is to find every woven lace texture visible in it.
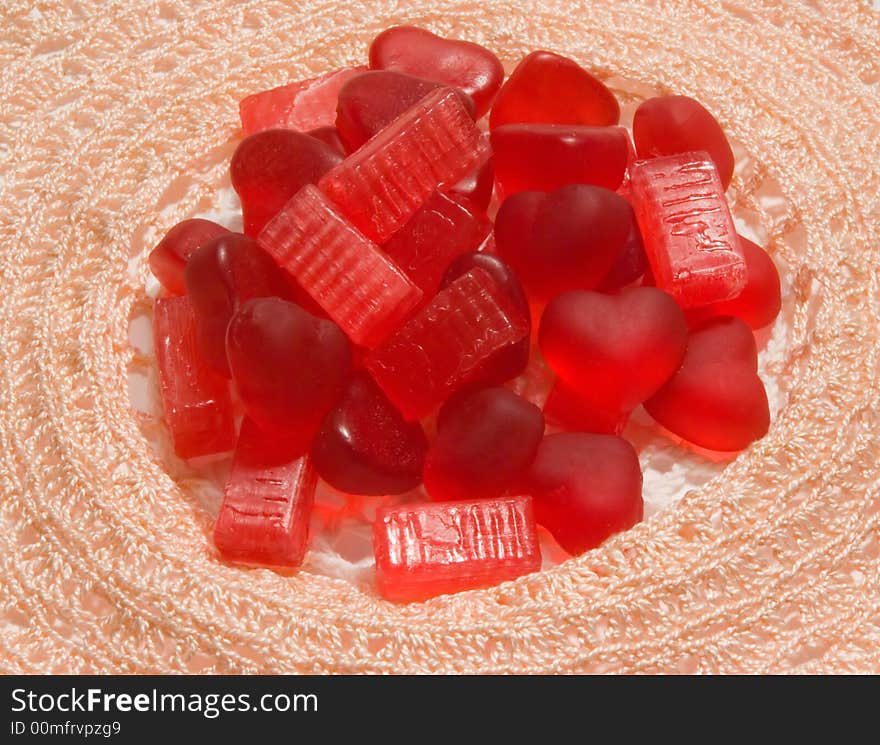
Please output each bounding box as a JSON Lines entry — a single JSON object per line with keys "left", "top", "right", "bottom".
{"left": 1, "top": 0, "right": 878, "bottom": 674}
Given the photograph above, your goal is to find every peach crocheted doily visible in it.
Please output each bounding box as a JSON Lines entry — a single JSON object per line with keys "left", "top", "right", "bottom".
{"left": 1, "top": 0, "right": 878, "bottom": 674}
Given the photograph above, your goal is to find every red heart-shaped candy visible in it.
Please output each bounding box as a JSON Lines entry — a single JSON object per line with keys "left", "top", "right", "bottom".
{"left": 489, "top": 50, "right": 620, "bottom": 130}
{"left": 644, "top": 316, "right": 770, "bottom": 451}
{"left": 230, "top": 129, "right": 342, "bottom": 237}
{"left": 539, "top": 287, "right": 688, "bottom": 412}
{"left": 495, "top": 185, "right": 636, "bottom": 304}
{"left": 369, "top": 26, "right": 504, "bottom": 118}
{"left": 528, "top": 433, "right": 643, "bottom": 555}
{"left": 336, "top": 70, "right": 474, "bottom": 151}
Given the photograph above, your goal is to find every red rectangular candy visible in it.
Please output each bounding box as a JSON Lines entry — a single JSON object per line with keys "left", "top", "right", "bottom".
{"left": 213, "top": 419, "right": 317, "bottom": 569}
{"left": 153, "top": 296, "right": 235, "bottom": 459}
{"left": 373, "top": 495, "right": 542, "bottom": 602}
{"left": 239, "top": 67, "right": 364, "bottom": 135}
{"left": 365, "top": 268, "right": 530, "bottom": 419}
{"left": 630, "top": 151, "right": 745, "bottom": 308}
{"left": 383, "top": 191, "right": 492, "bottom": 296}
{"left": 318, "top": 87, "right": 490, "bottom": 243}
{"left": 258, "top": 184, "right": 422, "bottom": 348}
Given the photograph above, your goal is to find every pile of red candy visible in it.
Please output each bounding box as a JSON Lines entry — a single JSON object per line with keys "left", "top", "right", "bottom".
{"left": 148, "top": 26, "right": 781, "bottom": 602}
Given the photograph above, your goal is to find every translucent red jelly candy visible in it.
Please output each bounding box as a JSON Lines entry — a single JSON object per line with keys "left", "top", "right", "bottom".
{"left": 184, "top": 233, "right": 292, "bottom": 376}
{"left": 489, "top": 50, "right": 620, "bottom": 130}
{"left": 528, "top": 433, "right": 643, "bottom": 555}
{"left": 373, "top": 495, "right": 541, "bottom": 602}
{"left": 645, "top": 316, "right": 770, "bottom": 451}
{"left": 258, "top": 184, "right": 422, "bottom": 347}
{"left": 238, "top": 67, "right": 364, "bottom": 135}
{"left": 366, "top": 268, "right": 530, "bottom": 420}
{"left": 633, "top": 95, "right": 735, "bottom": 190}
{"left": 213, "top": 419, "right": 317, "bottom": 569}
{"left": 307, "top": 126, "right": 349, "bottom": 156}
{"left": 230, "top": 129, "right": 342, "bottom": 237}
{"left": 539, "top": 287, "right": 688, "bottom": 414}
{"left": 369, "top": 25, "right": 504, "bottom": 119}
{"left": 319, "top": 87, "right": 490, "bottom": 243}
{"left": 424, "top": 387, "right": 544, "bottom": 502}
{"left": 448, "top": 158, "right": 495, "bottom": 211}
{"left": 441, "top": 252, "right": 531, "bottom": 383}
{"left": 336, "top": 70, "right": 474, "bottom": 152}
{"left": 153, "top": 296, "right": 235, "bottom": 459}
{"left": 495, "top": 184, "right": 635, "bottom": 303}
{"left": 597, "top": 220, "right": 648, "bottom": 292}
{"left": 383, "top": 191, "right": 491, "bottom": 296}
{"left": 543, "top": 379, "right": 629, "bottom": 436}
{"left": 312, "top": 372, "right": 428, "bottom": 496}
{"left": 148, "top": 219, "right": 229, "bottom": 296}
{"left": 226, "top": 297, "right": 351, "bottom": 452}
{"left": 491, "top": 124, "right": 629, "bottom": 197}
{"left": 688, "top": 236, "right": 782, "bottom": 329}
{"left": 629, "top": 151, "right": 745, "bottom": 308}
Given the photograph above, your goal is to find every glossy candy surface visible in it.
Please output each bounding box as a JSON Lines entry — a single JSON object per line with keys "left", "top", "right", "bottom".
{"left": 239, "top": 67, "right": 364, "bottom": 135}
{"left": 495, "top": 185, "right": 634, "bottom": 303}
{"left": 491, "top": 124, "right": 629, "bottom": 197}
{"left": 645, "top": 316, "right": 770, "bottom": 451}
{"left": 441, "top": 252, "right": 530, "bottom": 383}
{"left": 312, "top": 373, "right": 428, "bottom": 495}
{"left": 319, "top": 87, "right": 490, "bottom": 243}
{"left": 448, "top": 158, "right": 495, "bottom": 211}
{"left": 148, "top": 219, "right": 230, "bottom": 296}
{"left": 383, "top": 191, "right": 492, "bottom": 296}
{"left": 528, "top": 433, "right": 643, "bottom": 555}
{"left": 231, "top": 129, "right": 342, "bottom": 237}
{"left": 424, "top": 387, "right": 545, "bottom": 502}
{"left": 336, "top": 70, "right": 474, "bottom": 152}
{"left": 153, "top": 296, "right": 235, "bottom": 459}
{"left": 366, "top": 268, "right": 530, "bottom": 419}
{"left": 373, "top": 495, "right": 541, "bottom": 602}
{"left": 213, "top": 419, "right": 317, "bottom": 568}
{"left": 688, "top": 236, "right": 781, "bottom": 329}
{"left": 490, "top": 50, "right": 619, "bottom": 130}
{"left": 633, "top": 95, "right": 735, "bottom": 189}
{"left": 226, "top": 297, "right": 351, "bottom": 451}
{"left": 259, "top": 185, "right": 422, "bottom": 347}
{"left": 539, "top": 287, "right": 688, "bottom": 413}
{"left": 369, "top": 25, "right": 504, "bottom": 118}
{"left": 629, "top": 151, "right": 745, "bottom": 308}
{"left": 184, "top": 233, "right": 292, "bottom": 376}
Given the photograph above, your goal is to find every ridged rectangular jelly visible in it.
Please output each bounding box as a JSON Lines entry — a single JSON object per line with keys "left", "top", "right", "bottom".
{"left": 153, "top": 296, "right": 235, "bottom": 459}
{"left": 258, "top": 184, "right": 422, "bottom": 348}
{"left": 213, "top": 419, "right": 317, "bottom": 569}
{"left": 318, "top": 87, "right": 490, "bottom": 243}
{"left": 630, "top": 151, "right": 745, "bottom": 308}
{"left": 365, "top": 267, "right": 530, "bottom": 419}
{"left": 373, "top": 495, "right": 542, "bottom": 602}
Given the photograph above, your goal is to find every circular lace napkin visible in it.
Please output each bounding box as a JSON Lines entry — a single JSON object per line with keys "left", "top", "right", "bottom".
{"left": 1, "top": 0, "right": 878, "bottom": 674}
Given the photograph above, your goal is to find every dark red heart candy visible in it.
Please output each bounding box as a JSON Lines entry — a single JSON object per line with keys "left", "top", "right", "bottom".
{"left": 369, "top": 25, "right": 504, "bottom": 118}
{"left": 495, "top": 184, "right": 635, "bottom": 303}
{"left": 184, "top": 233, "right": 293, "bottom": 376}
{"left": 528, "top": 432, "right": 643, "bottom": 555}
{"left": 230, "top": 129, "right": 342, "bottom": 237}
{"left": 644, "top": 316, "right": 770, "bottom": 451}
{"left": 226, "top": 297, "right": 352, "bottom": 454}
{"left": 336, "top": 70, "right": 475, "bottom": 152}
